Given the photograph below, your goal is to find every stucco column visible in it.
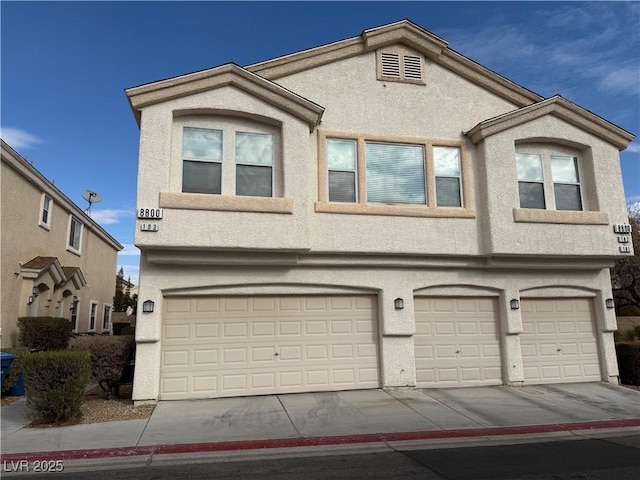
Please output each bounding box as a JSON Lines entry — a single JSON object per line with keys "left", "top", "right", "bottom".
{"left": 593, "top": 273, "right": 619, "bottom": 384}
{"left": 379, "top": 287, "right": 415, "bottom": 387}
{"left": 500, "top": 289, "right": 524, "bottom": 386}
{"left": 132, "top": 289, "right": 163, "bottom": 403}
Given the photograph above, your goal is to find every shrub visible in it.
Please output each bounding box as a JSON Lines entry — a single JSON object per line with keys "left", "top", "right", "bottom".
{"left": 616, "top": 343, "right": 640, "bottom": 386}
{"left": 70, "top": 336, "right": 134, "bottom": 396}
{"left": 634, "top": 325, "right": 640, "bottom": 341}
{"left": 623, "top": 329, "right": 636, "bottom": 342}
{"left": 121, "top": 326, "right": 135, "bottom": 336}
{"left": 1, "top": 347, "right": 30, "bottom": 395}
{"left": 17, "top": 317, "right": 72, "bottom": 351}
{"left": 21, "top": 350, "right": 91, "bottom": 424}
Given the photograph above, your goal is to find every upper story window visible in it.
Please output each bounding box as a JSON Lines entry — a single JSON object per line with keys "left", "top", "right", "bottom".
{"left": 182, "top": 127, "right": 222, "bottom": 194}
{"left": 377, "top": 47, "right": 424, "bottom": 84}
{"left": 516, "top": 149, "right": 583, "bottom": 211}
{"left": 325, "top": 134, "right": 463, "bottom": 208}
{"left": 67, "top": 216, "right": 83, "bottom": 254}
{"left": 39, "top": 194, "right": 52, "bottom": 229}
{"left": 178, "top": 117, "right": 279, "bottom": 198}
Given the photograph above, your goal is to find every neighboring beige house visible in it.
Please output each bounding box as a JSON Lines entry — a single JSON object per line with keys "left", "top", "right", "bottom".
{"left": 0, "top": 140, "right": 123, "bottom": 347}
{"left": 126, "top": 20, "right": 635, "bottom": 402}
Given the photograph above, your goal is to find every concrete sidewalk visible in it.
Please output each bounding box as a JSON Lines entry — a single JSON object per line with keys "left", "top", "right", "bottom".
{"left": 1, "top": 383, "right": 639, "bottom": 464}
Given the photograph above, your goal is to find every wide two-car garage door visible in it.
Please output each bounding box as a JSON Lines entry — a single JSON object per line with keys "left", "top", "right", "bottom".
{"left": 414, "top": 297, "right": 502, "bottom": 387}
{"left": 521, "top": 298, "right": 601, "bottom": 384}
{"left": 160, "top": 295, "right": 379, "bottom": 400}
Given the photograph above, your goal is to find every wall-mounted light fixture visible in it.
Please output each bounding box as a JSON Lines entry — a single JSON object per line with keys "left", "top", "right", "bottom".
{"left": 28, "top": 286, "right": 39, "bottom": 305}
{"left": 394, "top": 297, "right": 404, "bottom": 310}
{"left": 142, "top": 300, "right": 155, "bottom": 313}
{"left": 510, "top": 298, "right": 520, "bottom": 310}
{"left": 605, "top": 298, "right": 615, "bottom": 309}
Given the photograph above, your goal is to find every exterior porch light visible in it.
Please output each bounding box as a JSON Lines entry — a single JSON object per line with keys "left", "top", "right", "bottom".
{"left": 142, "top": 300, "right": 155, "bottom": 313}
{"left": 394, "top": 297, "right": 404, "bottom": 310}
{"left": 510, "top": 298, "right": 520, "bottom": 310}
{"left": 605, "top": 298, "right": 615, "bottom": 309}
{"left": 32, "top": 286, "right": 39, "bottom": 297}
{"left": 70, "top": 295, "right": 79, "bottom": 313}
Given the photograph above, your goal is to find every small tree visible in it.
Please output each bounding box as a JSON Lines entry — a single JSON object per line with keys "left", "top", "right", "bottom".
{"left": 113, "top": 267, "right": 136, "bottom": 313}
{"left": 611, "top": 207, "right": 640, "bottom": 315}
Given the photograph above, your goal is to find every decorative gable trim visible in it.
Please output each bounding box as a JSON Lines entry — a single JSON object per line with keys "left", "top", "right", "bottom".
{"left": 126, "top": 63, "right": 325, "bottom": 131}
{"left": 246, "top": 19, "right": 543, "bottom": 107}
{"left": 21, "top": 256, "right": 66, "bottom": 284}
{"left": 465, "top": 95, "right": 635, "bottom": 150}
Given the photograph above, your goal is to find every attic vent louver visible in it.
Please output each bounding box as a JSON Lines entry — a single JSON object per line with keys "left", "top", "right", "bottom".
{"left": 381, "top": 52, "right": 401, "bottom": 78}
{"left": 403, "top": 55, "right": 422, "bottom": 80}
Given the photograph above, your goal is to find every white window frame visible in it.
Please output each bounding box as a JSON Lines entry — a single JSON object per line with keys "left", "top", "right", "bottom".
{"left": 67, "top": 215, "right": 83, "bottom": 255}
{"left": 89, "top": 301, "right": 98, "bottom": 332}
{"left": 515, "top": 145, "right": 584, "bottom": 212}
{"left": 174, "top": 116, "right": 281, "bottom": 198}
{"left": 102, "top": 304, "right": 112, "bottom": 332}
{"left": 39, "top": 194, "right": 52, "bottom": 230}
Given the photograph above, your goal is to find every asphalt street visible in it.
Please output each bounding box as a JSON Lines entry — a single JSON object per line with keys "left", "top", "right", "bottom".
{"left": 5, "top": 434, "right": 639, "bottom": 480}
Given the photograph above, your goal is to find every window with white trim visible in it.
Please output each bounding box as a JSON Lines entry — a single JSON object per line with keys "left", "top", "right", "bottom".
{"left": 179, "top": 118, "right": 279, "bottom": 197}
{"left": 67, "top": 216, "right": 83, "bottom": 253}
{"left": 102, "top": 304, "right": 112, "bottom": 331}
{"left": 516, "top": 149, "right": 583, "bottom": 211}
{"left": 40, "top": 194, "right": 52, "bottom": 229}
{"left": 89, "top": 301, "right": 98, "bottom": 331}
{"left": 325, "top": 135, "right": 463, "bottom": 208}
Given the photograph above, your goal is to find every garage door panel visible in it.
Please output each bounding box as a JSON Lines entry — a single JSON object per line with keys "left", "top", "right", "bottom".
{"left": 161, "top": 295, "right": 379, "bottom": 399}
{"left": 414, "top": 297, "right": 502, "bottom": 387}
{"left": 521, "top": 298, "right": 601, "bottom": 385}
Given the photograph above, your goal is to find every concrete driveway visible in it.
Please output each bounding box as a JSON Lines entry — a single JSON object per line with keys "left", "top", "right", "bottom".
{"left": 2, "top": 382, "right": 639, "bottom": 456}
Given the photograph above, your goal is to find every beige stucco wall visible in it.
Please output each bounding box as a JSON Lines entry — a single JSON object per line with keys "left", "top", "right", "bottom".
{"left": 1, "top": 153, "right": 120, "bottom": 347}
{"left": 132, "top": 257, "right": 619, "bottom": 401}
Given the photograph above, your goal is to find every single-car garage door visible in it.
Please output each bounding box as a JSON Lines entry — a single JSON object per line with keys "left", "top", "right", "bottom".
{"left": 160, "top": 295, "right": 379, "bottom": 400}
{"left": 414, "top": 297, "right": 502, "bottom": 387}
{"left": 521, "top": 298, "right": 601, "bottom": 384}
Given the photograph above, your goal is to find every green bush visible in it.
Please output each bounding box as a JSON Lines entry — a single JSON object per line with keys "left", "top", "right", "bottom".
{"left": 616, "top": 342, "right": 640, "bottom": 386}
{"left": 1, "top": 347, "right": 30, "bottom": 394}
{"left": 17, "top": 317, "right": 72, "bottom": 351}
{"left": 634, "top": 325, "right": 640, "bottom": 341}
{"left": 21, "top": 350, "right": 91, "bottom": 424}
{"left": 70, "top": 336, "right": 134, "bottom": 396}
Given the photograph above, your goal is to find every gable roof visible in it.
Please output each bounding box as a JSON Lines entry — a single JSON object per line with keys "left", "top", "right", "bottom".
{"left": 126, "top": 63, "right": 325, "bottom": 131}
{"left": 465, "top": 95, "right": 635, "bottom": 150}
{"left": 20, "top": 257, "right": 88, "bottom": 288}
{"left": 246, "top": 19, "right": 544, "bottom": 108}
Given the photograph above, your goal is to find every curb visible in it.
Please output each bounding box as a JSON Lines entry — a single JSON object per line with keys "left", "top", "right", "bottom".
{"left": 2, "top": 418, "right": 639, "bottom": 463}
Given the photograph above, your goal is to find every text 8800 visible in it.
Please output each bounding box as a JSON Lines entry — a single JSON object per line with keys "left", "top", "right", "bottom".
{"left": 138, "top": 208, "right": 163, "bottom": 219}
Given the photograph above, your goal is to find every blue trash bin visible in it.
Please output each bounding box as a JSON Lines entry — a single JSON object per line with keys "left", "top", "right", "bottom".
{"left": 1, "top": 352, "right": 25, "bottom": 396}
{"left": 1, "top": 352, "right": 16, "bottom": 392}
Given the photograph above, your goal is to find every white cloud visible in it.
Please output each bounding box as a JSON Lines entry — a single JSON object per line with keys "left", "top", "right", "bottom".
{"left": 90, "top": 208, "right": 133, "bottom": 225}
{"left": 119, "top": 243, "right": 140, "bottom": 256}
{"left": 625, "top": 143, "right": 640, "bottom": 154}
{"left": 0, "top": 127, "right": 41, "bottom": 149}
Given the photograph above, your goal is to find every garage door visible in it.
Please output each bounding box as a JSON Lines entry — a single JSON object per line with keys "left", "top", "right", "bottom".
{"left": 161, "top": 295, "right": 379, "bottom": 400}
{"left": 521, "top": 298, "right": 601, "bottom": 384}
{"left": 414, "top": 297, "right": 502, "bottom": 387}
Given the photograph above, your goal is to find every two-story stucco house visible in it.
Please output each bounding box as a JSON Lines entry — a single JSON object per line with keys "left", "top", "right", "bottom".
{"left": 1, "top": 140, "right": 123, "bottom": 347}
{"left": 126, "top": 20, "right": 635, "bottom": 402}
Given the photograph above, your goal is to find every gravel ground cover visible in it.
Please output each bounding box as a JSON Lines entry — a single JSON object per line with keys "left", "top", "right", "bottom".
{"left": 0, "top": 384, "right": 155, "bottom": 426}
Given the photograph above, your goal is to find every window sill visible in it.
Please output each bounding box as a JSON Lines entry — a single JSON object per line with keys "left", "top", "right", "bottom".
{"left": 39, "top": 222, "right": 51, "bottom": 231}
{"left": 159, "top": 192, "right": 294, "bottom": 214}
{"left": 315, "top": 202, "right": 476, "bottom": 218}
{"left": 66, "top": 246, "right": 81, "bottom": 257}
{"left": 512, "top": 208, "right": 609, "bottom": 225}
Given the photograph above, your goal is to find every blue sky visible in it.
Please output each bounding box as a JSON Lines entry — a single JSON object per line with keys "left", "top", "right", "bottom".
{"left": 2, "top": 1, "right": 639, "bottom": 285}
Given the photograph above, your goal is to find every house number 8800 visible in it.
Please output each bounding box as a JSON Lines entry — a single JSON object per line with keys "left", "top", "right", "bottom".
{"left": 138, "top": 208, "right": 163, "bottom": 219}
